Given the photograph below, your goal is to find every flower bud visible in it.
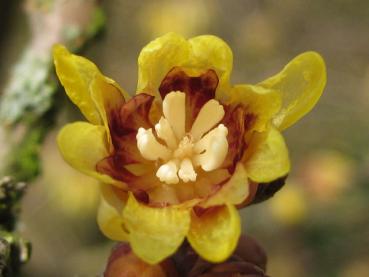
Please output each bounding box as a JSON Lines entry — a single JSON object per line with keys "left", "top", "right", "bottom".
{"left": 104, "top": 243, "right": 178, "bottom": 277}
{"left": 173, "top": 235, "right": 269, "bottom": 277}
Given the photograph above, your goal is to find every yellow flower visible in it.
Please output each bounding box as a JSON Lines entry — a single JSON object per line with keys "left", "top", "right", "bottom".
{"left": 53, "top": 33, "right": 326, "bottom": 264}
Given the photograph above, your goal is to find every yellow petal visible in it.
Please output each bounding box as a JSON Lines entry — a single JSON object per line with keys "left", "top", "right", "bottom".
{"left": 122, "top": 193, "right": 190, "bottom": 264}
{"left": 200, "top": 163, "right": 249, "bottom": 208}
{"left": 259, "top": 51, "right": 326, "bottom": 130}
{"left": 91, "top": 75, "right": 129, "bottom": 126}
{"left": 228, "top": 84, "right": 282, "bottom": 132}
{"left": 244, "top": 127, "right": 290, "bottom": 183}
{"left": 90, "top": 74, "right": 127, "bottom": 148}
{"left": 57, "top": 121, "right": 120, "bottom": 186}
{"left": 188, "top": 35, "right": 233, "bottom": 97}
{"left": 53, "top": 44, "right": 101, "bottom": 124}
{"left": 187, "top": 204, "right": 241, "bottom": 263}
{"left": 137, "top": 33, "right": 190, "bottom": 97}
{"left": 97, "top": 185, "right": 129, "bottom": 241}
{"left": 137, "top": 33, "right": 234, "bottom": 98}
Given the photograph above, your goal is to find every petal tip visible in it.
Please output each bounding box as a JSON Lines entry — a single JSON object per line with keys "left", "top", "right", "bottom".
{"left": 52, "top": 44, "right": 69, "bottom": 62}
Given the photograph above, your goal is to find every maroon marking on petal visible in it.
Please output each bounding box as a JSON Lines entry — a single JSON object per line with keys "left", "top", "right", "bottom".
{"left": 96, "top": 155, "right": 138, "bottom": 184}
{"left": 133, "top": 189, "right": 150, "bottom": 204}
{"left": 193, "top": 206, "right": 207, "bottom": 217}
{"left": 159, "top": 68, "right": 219, "bottom": 130}
{"left": 96, "top": 93, "right": 158, "bottom": 191}
{"left": 193, "top": 205, "right": 222, "bottom": 217}
{"left": 221, "top": 104, "right": 257, "bottom": 172}
{"left": 97, "top": 155, "right": 160, "bottom": 192}
{"left": 244, "top": 113, "right": 257, "bottom": 131}
{"left": 111, "top": 134, "right": 146, "bottom": 164}
{"left": 108, "top": 93, "right": 154, "bottom": 145}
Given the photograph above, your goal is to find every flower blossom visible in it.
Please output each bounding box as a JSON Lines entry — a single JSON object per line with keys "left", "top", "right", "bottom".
{"left": 53, "top": 33, "right": 326, "bottom": 264}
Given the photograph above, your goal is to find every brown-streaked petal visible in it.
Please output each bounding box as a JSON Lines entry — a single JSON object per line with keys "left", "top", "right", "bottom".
{"left": 137, "top": 33, "right": 234, "bottom": 101}
{"left": 137, "top": 32, "right": 191, "bottom": 99}
{"left": 159, "top": 68, "right": 219, "bottom": 130}
{"left": 106, "top": 94, "right": 155, "bottom": 166}
{"left": 96, "top": 93, "right": 158, "bottom": 191}
{"left": 96, "top": 156, "right": 159, "bottom": 193}
{"left": 220, "top": 105, "right": 256, "bottom": 171}
{"left": 109, "top": 93, "right": 155, "bottom": 145}
{"left": 90, "top": 74, "right": 126, "bottom": 149}
{"left": 228, "top": 84, "right": 281, "bottom": 133}
{"left": 188, "top": 35, "right": 233, "bottom": 100}
{"left": 96, "top": 155, "right": 137, "bottom": 183}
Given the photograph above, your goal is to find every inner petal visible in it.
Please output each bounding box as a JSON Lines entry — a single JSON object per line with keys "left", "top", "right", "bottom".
{"left": 194, "top": 124, "right": 228, "bottom": 171}
{"left": 156, "top": 160, "right": 179, "bottom": 184}
{"left": 190, "top": 99, "right": 225, "bottom": 140}
{"left": 136, "top": 127, "right": 172, "bottom": 161}
{"left": 162, "top": 91, "right": 186, "bottom": 140}
{"left": 178, "top": 158, "right": 197, "bottom": 183}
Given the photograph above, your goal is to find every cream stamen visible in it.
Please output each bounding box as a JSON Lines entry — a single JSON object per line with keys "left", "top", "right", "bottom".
{"left": 156, "top": 160, "right": 179, "bottom": 184}
{"left": 173, "top": 135, "right": 194, "bottom": 159}
{"left": 190, "top": 99, "right": 225, "bottom": 140}
{"left": 155, "top": 117, "right": 178, "bottom": 149}
{"left": 193, "top": 125, "right": 228, "bottom": 171}
{"left": 136, "top": 128, "right": 172, "bottom": 161}
{"left": 178, "top": 158, "right": 197, "bottom": 183}
{"left": 194, "top": 124, "right": 227, "bottom": 154}
{"left": 137, "top": 91, "right": 229, "bottom": 185}
{"left": 162, "top": 91, "right": 186, "bottom": 140}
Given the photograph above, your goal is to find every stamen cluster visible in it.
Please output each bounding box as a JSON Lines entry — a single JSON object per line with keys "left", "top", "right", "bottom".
{"left": 136, "top": 91, "right": 228, "bottom": 184}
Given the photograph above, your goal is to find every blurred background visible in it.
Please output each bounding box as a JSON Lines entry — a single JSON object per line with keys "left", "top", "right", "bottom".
{"left": 0, "top": 0, "right": 368, "bottom": 276}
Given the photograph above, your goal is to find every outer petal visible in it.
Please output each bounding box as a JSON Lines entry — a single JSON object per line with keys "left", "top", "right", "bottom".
{"left": 244, "top": 127, "right": 290, "bottom": 183}
{"left": 188, "top": 35, "right": 233, "bottom": 97}
{"left": 259, "top": 51, "right": 326, "bottom": 130}
{"left": 97, "top": 189, "right": 129, "bottom": 241}
{"left": 188, "top": 204, "right": 241, "bottom": 263}
{"left": 53, "top": 44, "right": 129, "bottom": 125}
{"left": 137, "top": 33, "right": 190, "bottom": 97}
{"left": 90, "top": 74, "right": 126, "bottom": 148}
{"left": 137, "top": 33, "right": 233, "bottom": 98}
{"left": 57, "top": 121, "right": 120, "bottom": 186}
{"left": 122, "top": 193, "right": 191, "bottom": 264}
{"left": 53, "top": 44, "right": 101, "bottom": 124}
{"left": 228, "top": 84, "right": 282, "bottom": 132}
{"left": 199, "top": 163, "right": 249, "bottom": 208}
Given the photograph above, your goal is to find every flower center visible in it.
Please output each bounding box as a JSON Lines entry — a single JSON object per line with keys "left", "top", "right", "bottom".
{"left": 136, "top": 91, "right": 228, "bottom": 185}
{"left": 173, "top": 135, "right": 194, "bottom": 160}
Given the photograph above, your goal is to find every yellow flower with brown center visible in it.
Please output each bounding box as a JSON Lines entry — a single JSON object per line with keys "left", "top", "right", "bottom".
{"left": 53, "top": 33, "right": 326, "bottom": 264}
